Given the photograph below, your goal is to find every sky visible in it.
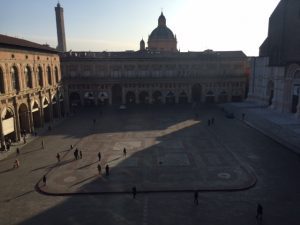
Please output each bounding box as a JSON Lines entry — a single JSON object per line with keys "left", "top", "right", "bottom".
{"left": 0, "top": 0, "right": 280, "bottom": 56}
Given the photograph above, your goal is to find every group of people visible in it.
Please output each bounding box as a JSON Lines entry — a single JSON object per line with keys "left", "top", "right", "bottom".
{"left": 73, "top": 148, "right": 82, "bottom": 160}
{"left": 207, "top": 117, "right": 215, "bottom": 126}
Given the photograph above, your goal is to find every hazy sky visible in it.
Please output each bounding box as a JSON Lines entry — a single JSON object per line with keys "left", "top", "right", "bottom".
{"left": 0, "top": 0, "right": 280, "bottom": 56}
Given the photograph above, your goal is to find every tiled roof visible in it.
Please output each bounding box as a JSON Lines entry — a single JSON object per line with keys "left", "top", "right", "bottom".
{"left": 0, "top": 34, "right": 58, "bottom": 53}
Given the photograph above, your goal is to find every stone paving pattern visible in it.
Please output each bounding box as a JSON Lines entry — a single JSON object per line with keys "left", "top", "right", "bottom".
{"left": 0, "top": 105, "right": 300, "bottom": 225}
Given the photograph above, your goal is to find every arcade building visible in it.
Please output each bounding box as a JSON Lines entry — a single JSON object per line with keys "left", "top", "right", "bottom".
{"left": 0, "top": 35, "right": 63, "bottom": 149}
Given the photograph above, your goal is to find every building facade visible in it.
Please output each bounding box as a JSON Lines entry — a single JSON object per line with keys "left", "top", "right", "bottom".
{"left": 248, "top": 0, "right": 300, "bottom": 116}
{"left": 0, "top": 35, "right": 64, "bottom": 149}
{"left": 61, "top": 50, "right": 248, "bottom": 109}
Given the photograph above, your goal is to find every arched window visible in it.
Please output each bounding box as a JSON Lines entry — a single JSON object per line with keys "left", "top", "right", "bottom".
{"left": 11, "top": 66, "right": 20, "bottom": 91}
{"left": 55, "top": 67, "right": 59, "bottom": 83}
{"left": 0, "top": 67, "right": 5, "bottom": 93}
{"left": 24, "top": 66, "right": 33, "bottom": 88}
{"left": 38, "top": 66, "right": 43, "bottom": 87}
{"left": 47, "top": 66, "right": 52, "bottom": 85}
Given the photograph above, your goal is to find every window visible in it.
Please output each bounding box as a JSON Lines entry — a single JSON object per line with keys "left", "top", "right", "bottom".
{"left": 11, "top": 66, "right": 20, "bottom": 91}
{"left": 0, "top": 67, "right": 5, "bottom": 93}
{"left": 55, "top": 67, "right": 59, "bottom": 83}
{"left": 47, "top": 66, "right": 52, "bottom": 85}
{"left": 38, "top": 66, "right": 43, "bottom": 87}
{"left": 24, "top": 66, "right": 33, "bottom": 88}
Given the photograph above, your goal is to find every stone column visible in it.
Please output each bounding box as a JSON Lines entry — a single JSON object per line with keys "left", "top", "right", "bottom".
{"left": 108, "top": 89, "right": 112, "bottom": 105}
{"left": 135, "top": 89, "right": 139, "bottom": 104}
{"left": 122, "top": 87, "right": 126, "bottom": 105}
{"left": 28, "top": 110, "right": 34, "bottom": 133}
{"left": 14, "top": 102, "right": 21, "bottom": 141}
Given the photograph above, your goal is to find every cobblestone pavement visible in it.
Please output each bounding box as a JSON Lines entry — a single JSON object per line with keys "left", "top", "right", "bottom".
{"left": 1, "top": 105, "right": 300, "bottom": 225}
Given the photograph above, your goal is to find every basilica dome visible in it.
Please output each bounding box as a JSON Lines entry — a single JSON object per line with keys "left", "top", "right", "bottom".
{"left": 147, "top": 13, "right": 177, "bottom": 52}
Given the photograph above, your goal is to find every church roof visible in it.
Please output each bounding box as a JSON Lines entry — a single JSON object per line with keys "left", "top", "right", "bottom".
{"left": 149, "top": 12, "right": 175, "bottom": 40}
{"left": 0, "top": 34, "right": 58, "bottom": 53}
{"left": 149, "top": 26, "right": 175, "bottom": 40}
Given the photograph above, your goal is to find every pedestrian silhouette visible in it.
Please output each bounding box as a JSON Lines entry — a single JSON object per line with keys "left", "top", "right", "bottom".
{"left": 16, "top": 148, "right": 20, "bottom": 155}
{"left": 98, "top": 152, "right": 101, "bottom": 161}
{"left": 123, "top": 148, "right": 127, "bottom": 157}
{"left": 56, "top": 153, "right": 60, "bottom": 162}
{"left": 41, "top": 140, "right": 44, "bottom": 149}
{"left": 211, "top": 117, "right": 215, "bottom": 125}
{"left": 97, "top": 164, "right": 101, "bottom": 175}
{"left": 105, "top": 165, "right": 110, "bottom": 176}
{"left": 256, "top": 203, "right": 263, "bottom": 222}
{"left": 70, "top": 144, "right": 73, "bottom": 150}
{"left": 43, "top": 175, "right": 47, "bottom": 186}
{"left": 13, "top": 159, "right": 20, "bottom": 168}
{"left": 208, "top": 119, "right": 211, "bottom": 126}
{"left": 132, "top": 186, "right": 137, "bottom": 199}
{"left": 74, "top": 149, "right": 79, "bottom": 160}
{"left": 194, "top": 190, "right": 199, "bottom": 205}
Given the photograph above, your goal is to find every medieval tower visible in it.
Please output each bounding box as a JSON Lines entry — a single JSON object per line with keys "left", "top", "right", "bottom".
{"left": 55, "top": 3, "right": 67, "bottom": 52}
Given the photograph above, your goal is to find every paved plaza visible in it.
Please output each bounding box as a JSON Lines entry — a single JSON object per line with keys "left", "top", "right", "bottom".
{"left": 0, "top": 105, "right": 300, "bottom": 225}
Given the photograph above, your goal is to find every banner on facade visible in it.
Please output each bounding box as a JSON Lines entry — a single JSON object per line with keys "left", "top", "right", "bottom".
{"left": 2, "top": 117, "right": 14, "bottom": 135}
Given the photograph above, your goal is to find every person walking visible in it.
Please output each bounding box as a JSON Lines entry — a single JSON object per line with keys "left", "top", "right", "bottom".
{"left": 16, "top": 148, "right": 20, "bottom": 156}
{"left": 123, "top": 148, "right": 127, "bottom": 157}
{"left": 13, "top": 159, "right": 20, "bottom": 168}
{"left": 43, "top": 175, "right": 47, "bottom": 186}
{"left": 41, "top": 140, "right": 44, "bottom": 149}
{"left": 56, "top": 153, "right": 61, "bottom": 162}
{"left": 211, "top": 117, "right": 215, "bottom": 125}
{"left": 132, "top": 186, "right": 137, "bottom": 199}
{"left": 194, "top": 190, "right": 199, "bottom": 205}
{"left": 97, "top": 164, "right": 102, "bottom": 175}
{"left": 79, "top": 150, "right": 83, "bottom": 159}
{"left": 256, "top": 203, "right": 263, "bottom": 222}
{"left": 98, "top": 152, "right": 101, "bottom": 162}
{"left": 70, "top": 144, "right": 73, "bottom": 150}
{"left": 105, "top": 164, "right": 110, "bottom": 176}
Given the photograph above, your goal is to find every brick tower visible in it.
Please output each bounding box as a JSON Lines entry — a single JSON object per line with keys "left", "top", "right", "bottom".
{"left": 55, "top": 3, "right": 67, "bottom": 52}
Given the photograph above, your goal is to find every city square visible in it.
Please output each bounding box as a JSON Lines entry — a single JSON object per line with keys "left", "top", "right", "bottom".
{"left": 0, "top": 105, "right": 299, "bottom": 225}
{"left": 1, "top": 0, "right": 300, "bottom": 224}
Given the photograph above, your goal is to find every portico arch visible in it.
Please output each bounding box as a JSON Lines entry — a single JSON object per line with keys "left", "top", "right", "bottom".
{"left": 192, "top": 84, "right": 202, "bottom": 103}
{"left": 218, "top": 91, "right": 228, "bottom": 103}
{"left": 126, "top": 91, "right": 136, "bottom": 104}
{"left": 205, "top": 90, "right": 215, "bottom": 103}
{"left": 1, "top": 107, "right": 16, "bottom": 142}
{"left": 98, "top": 91, "right": 109, "bottom": 105}
{"left": 69, "top": 92, "right": 81, "bottom": 108}
{"left": 112, "top": 84, "right": 122, "bottom": 105}
{"left": 178, "top": 91, "right": 188, "bottom": 104}
{"left": 18, "top": 103, "right": 30, "bottom": 134}
{"left": 43, "top": 97, "right": 51, "bottom": 123}
{"left": 139, "top": 91, "right": 149, "bottom": 104}
{"left": 59, "top": 93, "right": 65, "bottom": 117}
{"left": 84, "top": 92, "right": 95, "bottom": 106}
{"left": 165, "top": 91, "right": 175, "bottom": 104}
{"left": 52, "top": 95, "right": 59, "bottom": 118}
{"left": 31, "top": 100, "right": 41, "bottom": 128}
{"left": 152, "top": 91, "right": 162, "bottom": 104}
